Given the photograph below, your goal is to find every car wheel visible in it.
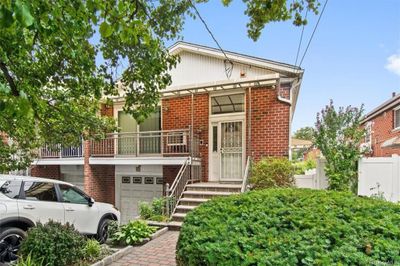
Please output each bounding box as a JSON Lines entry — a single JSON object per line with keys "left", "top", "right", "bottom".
{"left": 0, "top": 227, "right": 26, "bottom": 263}
{"left": 97, "top": 219, "right": 111, "bottom": 244}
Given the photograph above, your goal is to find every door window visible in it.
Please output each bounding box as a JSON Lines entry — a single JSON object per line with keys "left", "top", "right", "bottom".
{"left": 0, "top": 180, "right": 22, "bottom": 199}
{"left": 59, "top": 184, "right": 88, "bottom": 204}
{"left": 22, "top": 182, "right": 58, "bottom": 202}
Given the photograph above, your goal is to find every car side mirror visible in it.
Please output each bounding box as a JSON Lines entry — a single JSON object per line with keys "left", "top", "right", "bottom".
{"left": 88, "top": 197, "right": 95, "bottom": 207}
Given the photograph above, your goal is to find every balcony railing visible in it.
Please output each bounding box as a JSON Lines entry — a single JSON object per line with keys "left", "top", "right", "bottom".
{"left": 38, "top": 129, "right": 200, "bottom": 159}
{"left": 39, "top": 144, "right": 83, "bottom": 158}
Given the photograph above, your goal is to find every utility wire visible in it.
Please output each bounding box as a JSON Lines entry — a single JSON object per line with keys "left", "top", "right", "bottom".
{"left": 189, "top": 0, "right": 234, "bottom": 78}
{"left": 298, "top": 0, "right": 329, "bottom": 67}
{"left": 294, "top": 9, "right": 308, "bottom": 68}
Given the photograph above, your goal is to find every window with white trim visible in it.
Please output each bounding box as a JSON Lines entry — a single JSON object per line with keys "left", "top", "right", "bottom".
{"left": 395, "top": 108, "right": 400, "bottom": 129}
{"left": 365, "top": 122, "right": 372, "bottom": 144}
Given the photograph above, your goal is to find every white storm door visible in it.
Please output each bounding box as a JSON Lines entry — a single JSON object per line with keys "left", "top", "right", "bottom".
{"left": 220, "top": 121, "right": 243, "bottom": 180}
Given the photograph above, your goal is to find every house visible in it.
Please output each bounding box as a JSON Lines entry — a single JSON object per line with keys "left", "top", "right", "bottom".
{"left": 291, "top": 138, "right": 313, "bottom": 160}
{"left": 30, "top": 42, "right": 304, "bottom": 223}
{"left": 361, "top": 92, "right": 400, "bottom": 157}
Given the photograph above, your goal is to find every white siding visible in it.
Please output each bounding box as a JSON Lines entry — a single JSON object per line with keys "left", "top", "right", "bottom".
{"left": 169, "top": 51, "right": 274, "bottom": 87}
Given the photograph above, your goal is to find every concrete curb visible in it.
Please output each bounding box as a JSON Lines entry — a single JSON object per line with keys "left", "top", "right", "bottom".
{"left": 91, "top": 227, "right": 169, "bottom": 266}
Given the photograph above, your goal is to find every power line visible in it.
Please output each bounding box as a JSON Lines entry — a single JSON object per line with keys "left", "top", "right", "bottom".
{"left": 294, "top": 9, "right": 308, "bottom": 68}
{"left": 298, "top": 0, "right": 329, "bottom": 67}
{"left": 188, "top": 0, "right": 234, "bottom": 78}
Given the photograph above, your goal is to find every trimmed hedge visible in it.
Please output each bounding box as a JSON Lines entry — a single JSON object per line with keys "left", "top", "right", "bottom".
{"left": 176, "top": 189, "right": 400, "bottom": 265}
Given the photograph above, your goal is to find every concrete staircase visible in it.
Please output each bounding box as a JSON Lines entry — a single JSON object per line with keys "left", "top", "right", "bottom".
{"left": 171, "top": 182, "right": 241, "bottom": 226}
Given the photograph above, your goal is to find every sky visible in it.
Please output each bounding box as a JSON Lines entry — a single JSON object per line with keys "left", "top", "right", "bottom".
{"left": 164, "top": 0, "right": 400, "bottom": 132}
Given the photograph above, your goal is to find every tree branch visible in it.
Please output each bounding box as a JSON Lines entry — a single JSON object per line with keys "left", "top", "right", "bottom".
{"left": 0, "top": 60, "right": 19, "bottom": 96}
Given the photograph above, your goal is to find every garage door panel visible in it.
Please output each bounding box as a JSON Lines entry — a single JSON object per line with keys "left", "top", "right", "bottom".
{"left": 119, "top": 176, "right": 163, "bottom": 224}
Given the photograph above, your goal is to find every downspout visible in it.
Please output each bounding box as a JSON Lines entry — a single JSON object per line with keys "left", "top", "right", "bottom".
{"left": 276, "top": 78, "right": 293, "bottom": 159}
{"left": 248, "top": 87, "right": 252, "bottom": 158}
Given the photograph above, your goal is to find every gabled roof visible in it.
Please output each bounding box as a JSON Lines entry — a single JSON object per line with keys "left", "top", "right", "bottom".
{"left": 168, "top": 41, "right": 304, "bottom": 77}
{"left": 362, "top": 93, "right": 400, "bottom": 123}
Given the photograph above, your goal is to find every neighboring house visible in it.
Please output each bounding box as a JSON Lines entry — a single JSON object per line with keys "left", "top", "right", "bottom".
{"left": 30, "top": 42, "right": 304, "bottom": 223}
{"left": 291, "top": 138, "right": 313, "bottom": 160}
{"left": 361, "top": 92, "right": 400, "bottom": 157}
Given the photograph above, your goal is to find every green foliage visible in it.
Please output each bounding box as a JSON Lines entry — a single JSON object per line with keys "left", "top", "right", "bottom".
{"left": 177, "top": 189, "right": 400, "bottom": 265}
{"left": 139, "top": 201, "right": 154, "bottom": 220}
{"left": 139, "top": 197, "right": 169, "bottom": 221}
{"left": 83, "top": 239, "right": 101, "bottom": 260}
{"left": 111, "top": 220, "right": 157, "bottom": 246}
{"left": 314, "top": 100, "right": 366, "bottom": 192}
{"left": 0, "top": 0, "right": 320, "bottom": 171}
{"left": 19, "top": 221, "right": 85, "bottom": 266}
{"left": 293, "top": 158, "right": 317, "bottom": 175}
{"left": 293, "top": 126, "right": 315, "bottom": 141}
{"left": 107, "top": 220, "right": 120, "bottom": 239}
{"left": 15, "top": 253, "right": 43, "bottom": 266}
{"left": 250, "top": 157, "right": 295, "bottom": 189}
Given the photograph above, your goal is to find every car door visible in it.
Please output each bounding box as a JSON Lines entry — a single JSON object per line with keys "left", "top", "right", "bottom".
{"left": 58, "top": 184, "right": 99, "bottom": 234}
{"left": 18, "top": 181, "right": 64, "bottom": 224}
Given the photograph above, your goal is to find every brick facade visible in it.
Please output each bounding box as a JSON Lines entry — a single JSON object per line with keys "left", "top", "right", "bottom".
{"left": 246, "top": 87, "right": 290, "bottom": 160}
{"left": 162, "top": 93, "right": 209, "bottom": 181}
{"left": 30, "top": 165, "right": 61, "bottom": 179}
{"left": 83, "top": 141, "right": 115, "bottom": 204}
{"left": 365, "top": 108, "right": 400, "bottom": 157}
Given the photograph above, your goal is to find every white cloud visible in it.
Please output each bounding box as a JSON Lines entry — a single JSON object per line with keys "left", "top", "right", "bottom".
{"left": 385, "top": 53, "right": 400, "bottom": 76}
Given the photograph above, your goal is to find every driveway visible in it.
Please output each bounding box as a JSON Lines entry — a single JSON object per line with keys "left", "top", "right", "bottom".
{"left": 111, "top": 231, "right": 179, "bottom": 266}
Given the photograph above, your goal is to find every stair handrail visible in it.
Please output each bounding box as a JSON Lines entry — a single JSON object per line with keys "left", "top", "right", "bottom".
{"left": 165, "top": 157, "right": 191, "bottom": 216}
{"left": 241, "top": 156, "right": 251, "bottom": 193}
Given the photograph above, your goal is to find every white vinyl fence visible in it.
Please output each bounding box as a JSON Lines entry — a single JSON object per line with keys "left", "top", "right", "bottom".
{"left": 358, "top": 155, "right": 400, "bottom": 202}
{"left": 294, "top": 158, "right": 329, "bottom": 190}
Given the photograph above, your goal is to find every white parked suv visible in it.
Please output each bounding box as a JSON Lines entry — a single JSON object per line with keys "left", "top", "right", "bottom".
{"left": 0, "top": 175, "right": 120, "bottom": 263}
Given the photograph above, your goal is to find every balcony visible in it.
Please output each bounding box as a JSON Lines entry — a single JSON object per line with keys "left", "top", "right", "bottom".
{"left": 37, "top": 129, "right": 200, "bottom": 161}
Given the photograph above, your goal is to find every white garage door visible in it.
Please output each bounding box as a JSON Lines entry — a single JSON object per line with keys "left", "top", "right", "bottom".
{"left": 63, "top": 174, "right": 84, "bottom": 190}
{"left": 120, "top": 176, "right": 163, "bottom": 224}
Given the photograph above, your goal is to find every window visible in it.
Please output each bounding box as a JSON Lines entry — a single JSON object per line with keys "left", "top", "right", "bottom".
{"left": 395, "top": 108, "right": 400, "bottom": 129}
{"left": 212, "top": 126, "right": 218, "bottom": 152}
{"left": 22, "top": 182, "right": 58, "bottom": 202}
{"left": 59, "top": 184, "right": 88, "bottom": 204}
{"left": 0, "top": 180, "right": 22, "bottom": 199}
{"left": 211, "top": 94, "right": 244, "bottom": 114}
{"left": 365, "top": 122, "right": 372, "bottom": 143}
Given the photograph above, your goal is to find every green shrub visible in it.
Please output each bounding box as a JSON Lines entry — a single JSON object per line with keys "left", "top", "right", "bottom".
{"left": 177, "top": 189, "right": 400, "bottom": 265}
{"left": 139, "top": 201, "right": 153, "bottom": 220}
{"left": 19, "top": 221, "right": 85, "bottom": 266}
{"left": 83, "top": 239, "right": 101, "bottom": 260}
{"left": 111, "top": 220, "right": 157, "bottom": 245}
{"left": 16, "top": 253, "right": 43, "bottom": 266}
{"left": 250, "top": 157, "right": 294, "bottom": 189}
{"left": 107, "top": 220, "right": 120, "bottom": 239}
{"left": 293, "top": 159, "right": 317, "bottom": 175}
{"left": 139, "top": 197, "right": 169, "bottom": 221}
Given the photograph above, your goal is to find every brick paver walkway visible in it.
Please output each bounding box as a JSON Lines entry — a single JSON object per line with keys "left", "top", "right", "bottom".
{"left": 111, "top": 231, "right": 179, "bottom": 266}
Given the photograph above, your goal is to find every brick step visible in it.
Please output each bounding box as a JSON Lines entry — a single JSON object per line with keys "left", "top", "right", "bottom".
{"left": 178, "top": 197, "right": 209, "bottom": 206}
{"left": 172, "top": 213, "right": 186, "bottom": 222}
{"left": 175, "top": 205, "right": 197, "bottom": 213}
{"left": 182, "top": 190, "right": 236, "bottom": 199}
{"left": 186, "top": 183, "right": 241, "bottom": 193}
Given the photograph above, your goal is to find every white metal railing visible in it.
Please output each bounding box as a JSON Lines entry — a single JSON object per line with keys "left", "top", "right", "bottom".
{"left": 165, "top": 158, "right": 191, "bottom": 217}
{"left": 241, "top": 156, "right": 252, "bottom": 193}
{"left": 39, "top": 143, "right": 83, "bottom": 158}
{"left": 90, "top": 129, "right": 200, "bottom": 157}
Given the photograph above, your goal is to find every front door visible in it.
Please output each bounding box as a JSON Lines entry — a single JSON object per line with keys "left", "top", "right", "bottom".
{"left": 210, "top": 120, "right": 244, "bottom": 181}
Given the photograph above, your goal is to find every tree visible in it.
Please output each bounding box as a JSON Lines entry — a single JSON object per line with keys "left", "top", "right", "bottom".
{"left": 0, "top": 0, "right": 320, "bottom": 172}
{"left": 293, "top": 126, "right": 315, "bottom": 141}
{"left": 314, "top": 100, "right": 366, "bottom": 193}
